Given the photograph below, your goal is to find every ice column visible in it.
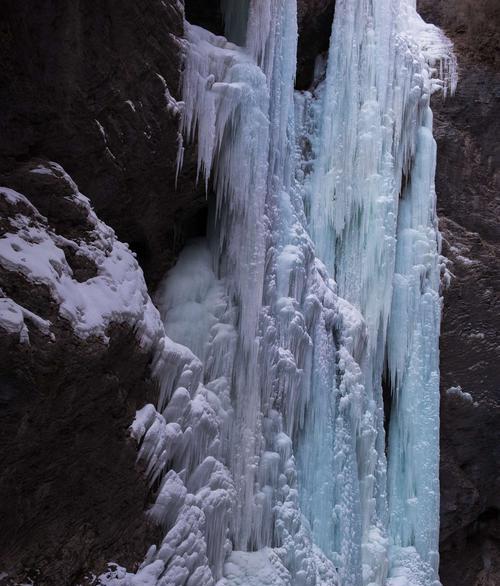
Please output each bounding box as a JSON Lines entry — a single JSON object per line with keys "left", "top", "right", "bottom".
{"left": 306, "top": 0, "right": 455, "bottom": 582}
{"left": 386, "top": 104, "right": 442, "bottom": 576}
{"left": 172, "top": 0, "right": 375, "bottom": 582}
{"left": 177, "top": 3, "right": 346, "bottom": 583}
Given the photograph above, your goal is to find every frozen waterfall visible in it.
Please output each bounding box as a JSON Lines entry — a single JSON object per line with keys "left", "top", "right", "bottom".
{"left": 99, "top": 1, "right": 456, "bottom": 585}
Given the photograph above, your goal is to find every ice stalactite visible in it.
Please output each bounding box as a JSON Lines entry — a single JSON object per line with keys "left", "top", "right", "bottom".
{"left": 385, "top": 106, "right": 443, "bottom": 578}
{"left": 101, "top": 1, "right": 456, "bottom": 585}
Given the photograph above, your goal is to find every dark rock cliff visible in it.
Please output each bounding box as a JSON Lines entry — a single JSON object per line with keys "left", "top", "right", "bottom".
{"left": 419, "top": 1, "right": 500, "bottom": 584}
{"left": 0, "top": 161, "right": 163, "bottom": 584}
{"left": 0, "top": 0, "right": 207, "bottom": 289}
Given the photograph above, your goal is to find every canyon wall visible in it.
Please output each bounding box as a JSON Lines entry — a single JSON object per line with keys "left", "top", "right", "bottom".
{"left": 418, "top": 1, "right": 500, "bottom": 584}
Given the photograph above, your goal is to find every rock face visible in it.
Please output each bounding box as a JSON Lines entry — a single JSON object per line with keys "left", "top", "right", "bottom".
{"left": 0, "top": 0, "right": 207, "bottom": 289}
{"left": 184, "top": 0, "right": 224, "bottom": 35}
{"left": 296, "top": 0, "right": 335, "bottom": 89}
{"left": 0, "top": 161, "right": 166, "bottom": 584}
{"left": 418, "top": 1, "right": 500, "bottom": 584}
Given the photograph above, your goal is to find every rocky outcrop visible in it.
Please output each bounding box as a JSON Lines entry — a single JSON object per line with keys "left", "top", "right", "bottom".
{"left": 0, "top": 161, "right": 168, "bottom": 584}
{"left": 296, "top": 0, "right": 335, "bottom": 89}
{"left": 418, "top": 1, "right": 500, "bottom": 584}
{"left": 0, "top": 0, "right": 207, "bottom": 289}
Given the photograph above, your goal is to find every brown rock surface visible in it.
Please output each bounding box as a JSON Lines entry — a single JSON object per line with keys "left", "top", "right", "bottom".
{"left": 418, "top": 1, "right": 500, "bottom": 584}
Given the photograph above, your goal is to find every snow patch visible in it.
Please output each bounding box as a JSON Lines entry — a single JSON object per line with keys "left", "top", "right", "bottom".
{"left": 446, "top": 385, "right": 477, "bottom": 406}
{"left": 0, "top": 176, "right": 163, "bottom": 347}
{"left": 0, "top": 296, "right": 51, "bottom": 343}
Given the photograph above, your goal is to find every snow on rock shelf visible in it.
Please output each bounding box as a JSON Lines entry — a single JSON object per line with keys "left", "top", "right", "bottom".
{"left": 102, "top": 1, "right": 456, "bottom": 585}
{"left": 0, "top": 162, "right": 162, "bottom": 347}
{"left": 0, "top": 159, "right": 181, "bottom": 581}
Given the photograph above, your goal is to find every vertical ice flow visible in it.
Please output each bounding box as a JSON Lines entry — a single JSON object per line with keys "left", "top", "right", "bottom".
{"left": 104, "top": 1, "right": 456, "bottom": 585}
{"left": 306, "top": 0, "right": 454, "bottom": 583}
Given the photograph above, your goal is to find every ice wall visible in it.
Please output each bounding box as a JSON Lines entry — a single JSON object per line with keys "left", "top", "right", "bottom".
{"left": 101, "top": 1, "right": 456, "bottom": 585}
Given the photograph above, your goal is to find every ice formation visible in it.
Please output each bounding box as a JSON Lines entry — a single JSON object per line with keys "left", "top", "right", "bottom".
{"left": 104, "top": 1, "right": 456, "bottom": 585}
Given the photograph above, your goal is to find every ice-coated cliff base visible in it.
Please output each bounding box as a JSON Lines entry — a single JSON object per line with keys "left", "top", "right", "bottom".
{"left": 99, "top": 1, "right": 456, "bottom": 585}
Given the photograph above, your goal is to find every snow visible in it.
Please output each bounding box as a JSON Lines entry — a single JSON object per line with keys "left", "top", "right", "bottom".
{"left": 0, "top": 296, "right": 51, "bottom": 343}
{"left": 446, "top": 385, "right": 476, "bottom": 405}
{"left": 0, "top": 170, "right": 163, "bottom": 347}
{"left": 95, "top": 120, "right": 117, "bottom": 160}
{"left": 155, "top": 239, "right": 232, "bottom": 365}
{"left": 448, "top": 244, "right": 478, "bottom": 266}
{"left": 125, "top": 100, "right": 136, "bottom": 112}
{"left": 155, "top": 73, "right": 182, "bottom": 115}
{"left": 220, "top": 549, "right": 291, "bottom": 586}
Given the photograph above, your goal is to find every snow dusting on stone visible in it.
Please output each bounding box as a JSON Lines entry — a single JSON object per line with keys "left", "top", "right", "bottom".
{"left": 0, "top": 165, "right": 163, "bottom": 347}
